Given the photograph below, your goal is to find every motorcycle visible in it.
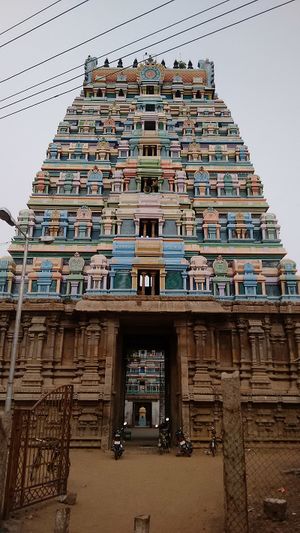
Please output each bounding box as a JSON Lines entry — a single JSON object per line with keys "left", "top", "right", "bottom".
{"left": 112, "top": 422, "right": 127, "bottom": 460}
{"left": 175, "top": 427, "right": 193, "bottom": 457}
{"left": 157, "top": 418, "right": 171, "bottom": 454}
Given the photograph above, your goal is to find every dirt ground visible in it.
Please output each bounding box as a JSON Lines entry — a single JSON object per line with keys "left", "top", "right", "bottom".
{"left": 246, "top": 447, "right": 300, "bottom": 533}
{"left": 9, "top": 448, "right": 224, "bottom": 533}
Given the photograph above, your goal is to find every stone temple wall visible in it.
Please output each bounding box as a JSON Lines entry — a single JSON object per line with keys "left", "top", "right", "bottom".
{"left": 0, "top": 297, "right": 299, "bottom": 447}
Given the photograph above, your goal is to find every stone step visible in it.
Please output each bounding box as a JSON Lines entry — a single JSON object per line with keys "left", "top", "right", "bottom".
{"left": 125, "top": 446, "right": 161, "bottom": 455}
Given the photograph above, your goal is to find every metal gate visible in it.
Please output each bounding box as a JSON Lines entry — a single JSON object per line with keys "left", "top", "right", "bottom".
{"left": 4, "top": 384, "right": 73, "bottom": 515}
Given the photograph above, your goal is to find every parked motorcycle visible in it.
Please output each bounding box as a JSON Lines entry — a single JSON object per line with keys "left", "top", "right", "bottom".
{"left": 157, "top": 418, "right": 171, "bottom": 454}
{"left": 112, "top": 422, "right": 127, "bottom": 460}
{"left": 175, "top": 427, "right": 193, "bottom": 457}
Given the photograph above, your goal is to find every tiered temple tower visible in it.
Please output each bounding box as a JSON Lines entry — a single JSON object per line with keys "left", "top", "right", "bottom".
{"left": 1, "top": 56, "right": 300, "bottom": 447}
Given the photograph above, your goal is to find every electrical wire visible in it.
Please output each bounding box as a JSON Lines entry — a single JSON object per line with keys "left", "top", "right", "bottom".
{"left": 0, "top": 0, "right": 91, "bottom": 49}
{"left": 0, "top": 0, "right": 64, "bottom": 37}
{"left": 0, "top": 0, "right": 239, "bottom": 110}
{"left": 0, "top": 0, "right": 174, "bottom": 83}
{"left": 0, "top": 0, "right": 234, "bottom": 104}
{"left": 0, "top": 0, "right": 296, "bottom": 120}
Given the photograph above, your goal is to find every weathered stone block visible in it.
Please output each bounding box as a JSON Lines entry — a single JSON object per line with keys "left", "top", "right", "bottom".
{"left": 263, "top": 498, "right": 287, "bottom": 521}
{"left": 134, "top": 514, "right": 150, "bottom": 533}
{"left": 58, "top": 492, "right": 77, "bottom": 505}
{"left": 54, "top": 507, "right": 71, "bottom": 533}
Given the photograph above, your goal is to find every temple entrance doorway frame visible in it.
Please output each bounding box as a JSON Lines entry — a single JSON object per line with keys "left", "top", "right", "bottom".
{"left": 111, "top": 315, "right": 181, "bottom": 446}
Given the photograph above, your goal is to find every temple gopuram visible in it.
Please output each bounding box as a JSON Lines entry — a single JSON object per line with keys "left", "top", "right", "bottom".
{"left": 0, "top": 55, "right": 300, "bottom": 447}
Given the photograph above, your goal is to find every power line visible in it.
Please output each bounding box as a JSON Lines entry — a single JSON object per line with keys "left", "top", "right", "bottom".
{"left": 0, "top": 0, "right": 237, "bottom": 110}
{"left": 2, "top": 0, "right": 270, "bottom": 113}
{"left": 0, "top": 0, "right": 233, "bottom": 104}
{"left": 0, "top": 0, "right": 296, "bottom": 120}
{"left": 0, "top": 0, "right": 64, "bottom": 37}
{"left": 0, "top": 0, "right": 91, "bottom": 49}
{"left": 0, "top": 0, "right": 174, "bottom": 84}
{"left": 0, "top": 0, "right": 290, "bottom": 116}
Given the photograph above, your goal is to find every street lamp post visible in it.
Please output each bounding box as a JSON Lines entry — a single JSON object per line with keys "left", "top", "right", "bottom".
{"left": 0, "top": 208, "right": 29, "bottom": 412}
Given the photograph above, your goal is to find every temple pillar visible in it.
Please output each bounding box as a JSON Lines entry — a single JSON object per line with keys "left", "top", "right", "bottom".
{"left": 73, "top": 326, "right": 79, "bottom": 366}
{"left": 263, "top": 317, "right": 273, "bottom": 368}
{"left": 192, "top": 322, "right": 213, "bottom": 400}
{"left": 293, "top": 322, "right": 300, "bottom": 390}
{"left": 43, "top": 315, "right": 59, "bottom": 383}
{"left": 248, "top": 321, "right": 271, "bottom": 393}
{"left": 284, "top": 318, "right": 298, "bottom": 394}
{"left": 237, "top": 318, "right": 251, "bottom": 392}
{"left": 80, "top": 318, "right": 102, "bottom": 390}
{"left": 19, "top": 314, "right": 31, "bottom": 370}
{"left": 231, "top": 324, "right": 239, "bottom": 367}
{"left": 21, "top": 317, "right": 47, "bottom": 391}
{"left": 175, "top": 319, "right": 190, "bottom": 434}
{"left": 77, "top": 318, "right": 87, "bottom": 373}
{"left": 101, "top": 317, "right": 119, "bottom": 450}
{"left": 210, "top": 325, "right": 217, "bottom": 369}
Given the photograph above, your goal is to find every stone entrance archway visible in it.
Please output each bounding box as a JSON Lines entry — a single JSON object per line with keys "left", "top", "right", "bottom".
{"left": 110, "top": 316, "right": 180, "bottom": 447}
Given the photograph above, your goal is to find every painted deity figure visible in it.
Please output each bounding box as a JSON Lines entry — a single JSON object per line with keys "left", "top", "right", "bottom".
{"left": 194, "top": 167, "right": 210, "bottom": 196}
{"left": 139, "top": 406, "right": 147, "bottom": 427}
{"left": 213, "top": 255, "right": 229, "bottom": 276}
{"left": 69, "top": 252, "right": 85, "bottom": 273}
{"left": 212, "top": 255, "right": 229, "bottom": 297}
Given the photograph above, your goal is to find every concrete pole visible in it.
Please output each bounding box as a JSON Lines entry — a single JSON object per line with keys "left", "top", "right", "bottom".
{"left": 221, "top": 371, "right": 248, "bottom": 533}
{"left": 54, "top": 507, "right": 71, "bottom": 533}
{"left": 5, "top": 234, "right": 29, "bottom": 412}
{"left": 134, "top": 515, "right": 150, "bottom": 533}
{"left": 0, "top": 412, "right": 11, "bottom": 518}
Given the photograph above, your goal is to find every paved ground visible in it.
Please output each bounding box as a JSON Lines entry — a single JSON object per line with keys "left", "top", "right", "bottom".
{"left": 11, "top": 448, "right": 224, "bottom": 533}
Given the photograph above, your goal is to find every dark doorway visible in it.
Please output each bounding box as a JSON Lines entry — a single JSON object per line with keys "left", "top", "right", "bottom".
{"left": 139, "top": 219, "right": 159, "bottom": 238}
{"left": 142, "top": 145, "right": 157, "bottom": 156}
{"left": 141, "top": 177, "right": 159, "bottom": 192}
{"left": 146, "top": 86, "right": 154, "bottom": 95}
{"left": 144, "top": 121, "right": 156, "bottom": 131}
{"left": 137, "top": 270, "right": 160, "bottom": 295}
{"left": 114, "top": 318, "right": 178, "bottom": 447}
{"left": 124, "top": 345, "right": 166, "bottom": 443}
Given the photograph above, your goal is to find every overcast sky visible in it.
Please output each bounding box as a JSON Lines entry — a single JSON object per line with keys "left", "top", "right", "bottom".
{"left": 0, "top": 0, "right": 299, "bottom": 269}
